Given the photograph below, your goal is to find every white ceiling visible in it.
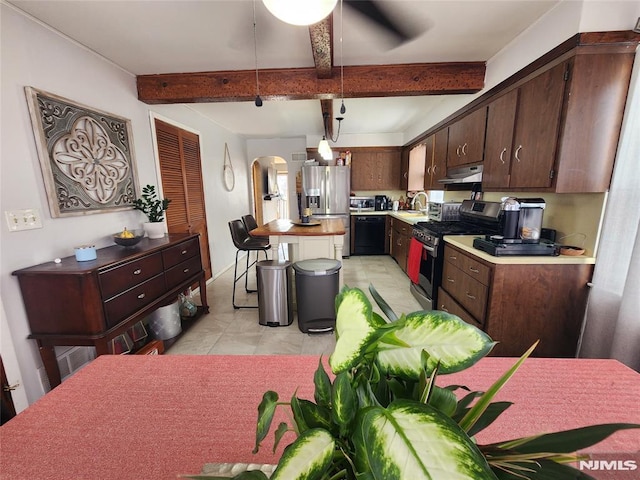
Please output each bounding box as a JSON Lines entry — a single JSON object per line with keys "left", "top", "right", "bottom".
{"left": 8, "top": 0, "right": 561, "bottom": 139}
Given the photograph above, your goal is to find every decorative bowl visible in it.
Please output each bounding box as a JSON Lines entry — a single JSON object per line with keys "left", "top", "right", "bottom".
{"left": 113, "top": 229, "right": 145, "bottom": 247}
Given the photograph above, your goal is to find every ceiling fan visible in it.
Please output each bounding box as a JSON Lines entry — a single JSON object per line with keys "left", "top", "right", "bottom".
{"left": 263, "top": 0, "right": 420, "bottom": 46}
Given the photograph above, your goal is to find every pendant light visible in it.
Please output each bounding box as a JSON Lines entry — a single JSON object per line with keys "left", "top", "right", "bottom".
{"left": 263, "top": 0, "right": 337, "bottom": 26}
{"left": 253, "top": 0, "right": 263, "bottom": 107}
{"left": 316, "top": 0, "right": 345, "bottom": 159}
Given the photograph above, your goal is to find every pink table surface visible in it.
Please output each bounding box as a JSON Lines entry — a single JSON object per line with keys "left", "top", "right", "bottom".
{"left": 1, "top": 355, "right": 638, "bottom": 480}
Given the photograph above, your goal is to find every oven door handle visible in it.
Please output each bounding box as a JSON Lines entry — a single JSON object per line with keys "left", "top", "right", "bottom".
{"left": 420, "top": 243, "right": 436, "bottom": 255}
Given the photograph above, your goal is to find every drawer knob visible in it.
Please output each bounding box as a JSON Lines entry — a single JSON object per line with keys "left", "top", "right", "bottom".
{"left": 469, "top": 267, "right": 480, "bottom": 274}
{"left": 183, "top": 268, "right": 190, "bottom": 273}
{"left": 137, "top": 293, "right": 146, "bottom": 299}
{"left": 465, "top": 292, "right": 476, "bottom": 300}
{"left": 181, "top": 250, "right": 188, "bottom": 255}
{"left": 133, "top": 269, "right": 142, "bottom": 275}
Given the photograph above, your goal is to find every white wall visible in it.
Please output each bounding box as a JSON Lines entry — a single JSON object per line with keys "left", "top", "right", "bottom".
{"left": 0, "top": 4, "right": 249, "bottom": 405}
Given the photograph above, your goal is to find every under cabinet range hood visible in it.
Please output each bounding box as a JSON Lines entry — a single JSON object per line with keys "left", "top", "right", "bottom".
{"left": 438, "top": 165, "right": 483, "bottom": 185}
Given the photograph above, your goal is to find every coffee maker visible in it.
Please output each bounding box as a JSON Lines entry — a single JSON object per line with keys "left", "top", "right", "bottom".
{"left": 374, "top": 195, "right": 389, "bottom": 211}
{"left": 500, "top": 197, "right": 545, "bottom": 243}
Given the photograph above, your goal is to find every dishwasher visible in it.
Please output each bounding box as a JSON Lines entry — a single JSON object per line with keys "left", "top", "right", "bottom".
{"left": 353, "top": 215, "right": 386, "bottom": 255}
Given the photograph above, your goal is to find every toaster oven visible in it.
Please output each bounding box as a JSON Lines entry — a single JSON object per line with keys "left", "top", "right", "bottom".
{"left": 428, "top": 202, "right": 461, "bottom": 222}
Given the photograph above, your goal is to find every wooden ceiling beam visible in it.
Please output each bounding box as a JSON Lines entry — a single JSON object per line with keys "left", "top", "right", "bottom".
{"left": 136, "top": 62, "right": 485, "bottom": 104}
{"left": 309, "top": 17, "right": 333, "bottom": 79}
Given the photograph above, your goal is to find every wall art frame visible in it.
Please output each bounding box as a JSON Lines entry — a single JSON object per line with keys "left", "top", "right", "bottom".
{"left": 25, "top": 86, "right": 140, "bottom": 218}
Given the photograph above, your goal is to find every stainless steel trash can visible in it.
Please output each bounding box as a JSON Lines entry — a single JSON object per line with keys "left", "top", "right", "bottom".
{"left": 292, "top": 258, "right": 341, "bottom": 333}
{"left": 257, "top": 260, "right": 293, "bottom": 327}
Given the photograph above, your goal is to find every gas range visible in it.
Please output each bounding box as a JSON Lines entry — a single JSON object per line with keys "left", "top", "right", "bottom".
{"left": 412, "top": 221, "right": 495, "bottom": 250}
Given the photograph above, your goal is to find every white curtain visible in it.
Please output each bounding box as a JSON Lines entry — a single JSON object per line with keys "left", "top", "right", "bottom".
{"left": 577, "top": 48, "right": 640, "bottom": 370}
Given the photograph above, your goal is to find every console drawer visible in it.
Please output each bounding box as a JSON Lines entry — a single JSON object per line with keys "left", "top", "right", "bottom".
{"left": 99, "top": 253, "right": 163, "bottom": 300}
{"left": 103, "top": 274, "right": 167, "bottom": 329}
{"left": 165, "top": 255, "right": 202, "bottom": 289}
{"left": 162, "top": 237, "right": 200, "bottom": 269}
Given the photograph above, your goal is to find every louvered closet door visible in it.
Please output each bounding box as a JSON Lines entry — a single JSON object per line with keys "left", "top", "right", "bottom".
{"left": 155, "top": 119, "right": 212, "bottom": 281}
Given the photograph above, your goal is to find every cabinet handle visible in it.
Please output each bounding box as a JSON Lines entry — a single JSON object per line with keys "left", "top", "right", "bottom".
{"left": 446, "top": 277, "right": 455, "bottom": 283}
{"left": 133, "top": 269, "right": 142, "bottom": 275}
{"left": 469, "top": 267, "right": 480, "bottom": 274}
{"left": 465, "top": 292, "right": 476, "bottom": 300}
{"left": 181, "top": 249, "right": 188, "bottom": 255}
{"left": 515, "top": 145, "right": 522, "bottom": 162}
{"left": 432, "top": 165, "right": 437, "bottom": 174}
{"left": 183, "top": 268, "right": 190, "bottom": 273}
{"left": 499, "top": 148, "right": 506, "bottom": 164}
{"left": 456, "top": 145, "right": 461, "bottom": 157}
{"left": 449, "top": 255, "right": 457, "bottom": 261}
{"left": 404, "top": 172, "right": 408, "bottom": 179}
{"left": 426, "top": 165, "right": 432, "bottom": 175}
{"left": 440, "top": 305, "right": 449, "bottom": 313}
{"left": 461, "top": 143, "right": 468, "bottom": 156}
{"left": 137, "top": 293, "right": 146, "bottom": 299}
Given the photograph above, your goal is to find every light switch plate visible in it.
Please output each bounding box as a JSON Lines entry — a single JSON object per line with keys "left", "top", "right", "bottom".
{"left": 5, "top": 208, "right": 43, "bottom": 231}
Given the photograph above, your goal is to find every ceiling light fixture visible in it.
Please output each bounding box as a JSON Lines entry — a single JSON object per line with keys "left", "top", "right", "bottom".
{"left": 253, "top": 0, "right": 263, "bottom": 107}
{"left": 263, "top": 0, "right": 337, "bottom": 26}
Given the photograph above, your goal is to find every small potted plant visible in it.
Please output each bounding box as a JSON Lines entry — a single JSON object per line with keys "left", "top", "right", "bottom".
{"left": 133, "top": 184, "right": 171, "bottom": 239}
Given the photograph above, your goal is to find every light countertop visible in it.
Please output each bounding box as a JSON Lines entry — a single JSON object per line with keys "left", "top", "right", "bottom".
{"left": 350, "top": 210, "right": 429, "bottom": 224}
{"left": 444, "top": 235, "right": 596, "bottom": 265}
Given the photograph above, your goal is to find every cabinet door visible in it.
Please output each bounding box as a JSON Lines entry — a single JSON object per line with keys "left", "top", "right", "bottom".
{"left": 375, "top": 149, "right": 401, "bottom": 190}
{"left": 483, "top": 90, "right": 517, "bottom": 189}
{"left": 447, "top": 108, "right": 487, "bottom": 167}
{"left": 432, "top": 128, "right": 448, "bottom": 184}
{"left": 407, "top": 144, "right": 426, "bottom": 191}
{"left": 350, "top": 151, "right": 374, "bottom": 190}
{"left": 510, "top": 62, "right": 567, "bottom": 188}
{"left": 423, "top": 135, "right": 435, "bottom": 189}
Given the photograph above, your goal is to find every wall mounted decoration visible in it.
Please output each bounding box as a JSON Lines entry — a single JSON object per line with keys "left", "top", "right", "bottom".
{"left": 25, "top": 87, "right": 139, "bottom": 217}
{"left": 223, "top": 142, "right": 235, "bottom": 191}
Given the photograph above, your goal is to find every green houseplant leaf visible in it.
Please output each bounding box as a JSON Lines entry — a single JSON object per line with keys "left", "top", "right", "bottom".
{"left": 253, "top": 391, "right": 279, "bottom": 454}
{"left": 353, "top": 400, "right": 498, "bottom": 479}
{"left": 376, "top": 310, "right": 496, "bottom": 379}
{"left": 270, "top": 428, "right": 335, "bottom": 480}
{"left": 329, "top": 288, "right": 385, "bottom": 373}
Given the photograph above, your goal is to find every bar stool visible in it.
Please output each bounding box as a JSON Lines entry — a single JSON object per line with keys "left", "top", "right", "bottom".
{"left": 241, "top": 214, "right": 259, "bottom": 233}
{"left": 228, "top": 219, "right": 270, "bottom": 309}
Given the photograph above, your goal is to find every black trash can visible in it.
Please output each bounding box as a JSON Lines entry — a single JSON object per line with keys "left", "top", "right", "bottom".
{"left": 292, "top": 258, "right": 341, "bottom": 333}
{"left": 257, "top": 260, "right": 293, "bottom": 327}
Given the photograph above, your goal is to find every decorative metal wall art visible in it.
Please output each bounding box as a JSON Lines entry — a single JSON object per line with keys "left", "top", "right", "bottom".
{"left": 25, "top": 87, "right": 139, "bottom": 217}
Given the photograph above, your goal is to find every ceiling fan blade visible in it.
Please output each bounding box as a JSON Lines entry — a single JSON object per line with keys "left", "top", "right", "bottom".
{"left": 344, "top": 0, "right": 420, "bottom": 45}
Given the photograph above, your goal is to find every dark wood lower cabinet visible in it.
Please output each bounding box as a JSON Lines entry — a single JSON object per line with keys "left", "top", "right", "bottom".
{"left": 440, "top": 244, "right": 592, "bottom": 357}
{"left": 12, "top": 234, "right": 209, "bottom": 389}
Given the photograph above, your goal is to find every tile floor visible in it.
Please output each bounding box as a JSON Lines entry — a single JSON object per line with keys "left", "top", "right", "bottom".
{"left": 166, "top": 254, "right": 422, "bottom": 356}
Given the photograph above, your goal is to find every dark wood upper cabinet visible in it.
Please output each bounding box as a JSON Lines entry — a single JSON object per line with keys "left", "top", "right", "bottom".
{"left": 446, "top": 107, "right": 487, "bottom": 168}
{"left": 483, "top": 90, "right": 518, "bottom": 189}
{"left": 405, "top": 33, "right": 637, "bottom": 194}
{"left": 509, "top": 62, "right": 567, "bottom": 189}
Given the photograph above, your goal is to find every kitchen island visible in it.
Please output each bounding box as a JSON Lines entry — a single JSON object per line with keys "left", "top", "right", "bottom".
{"left": 251, "top": 218, "right": 346, "bottom": 285}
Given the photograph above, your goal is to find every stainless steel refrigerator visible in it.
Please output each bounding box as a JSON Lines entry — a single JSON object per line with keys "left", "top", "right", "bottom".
{"left": 301, "top": 165, "right": 351, "bottom": 256}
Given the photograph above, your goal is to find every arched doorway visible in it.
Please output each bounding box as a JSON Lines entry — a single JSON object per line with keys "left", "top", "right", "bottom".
{"left": 251, "top": 156, "right": 289, "bottom": 225}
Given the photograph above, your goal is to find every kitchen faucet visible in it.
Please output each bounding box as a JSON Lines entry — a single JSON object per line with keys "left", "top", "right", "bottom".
{"left": 411, "top": 191, "right": 429, "bottom": 212}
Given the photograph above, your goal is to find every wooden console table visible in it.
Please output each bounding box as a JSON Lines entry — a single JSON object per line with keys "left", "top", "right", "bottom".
{"left": 12, "top": 233, "right": 209, "bottom": 389}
